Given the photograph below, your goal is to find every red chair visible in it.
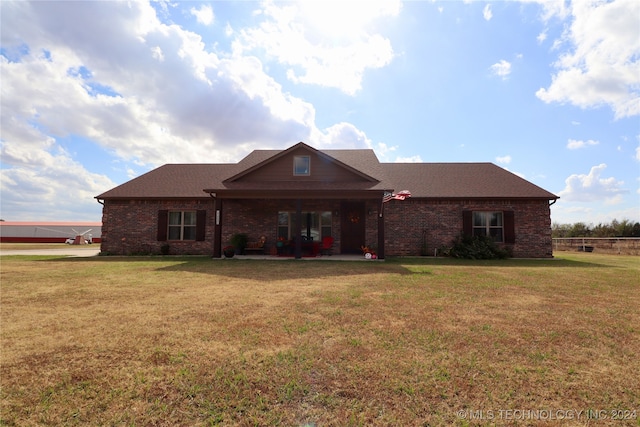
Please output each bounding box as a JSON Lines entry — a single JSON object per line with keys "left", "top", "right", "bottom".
{"left": 321, "top": 236, "right": 334, "bottom": 256}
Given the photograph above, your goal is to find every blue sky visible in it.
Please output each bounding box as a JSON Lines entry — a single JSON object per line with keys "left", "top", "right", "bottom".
{"left": 1, "top": 0, "right": 638, "bottom": 225}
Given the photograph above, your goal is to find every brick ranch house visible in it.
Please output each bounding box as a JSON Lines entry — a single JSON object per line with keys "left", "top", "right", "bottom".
{"left": 96, "top": 142, "right": 559, "bottom": 258}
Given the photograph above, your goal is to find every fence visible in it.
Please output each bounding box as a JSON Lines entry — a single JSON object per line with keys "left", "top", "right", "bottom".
{"left": 553, "top": 237, "right": 640, "bottom": 255}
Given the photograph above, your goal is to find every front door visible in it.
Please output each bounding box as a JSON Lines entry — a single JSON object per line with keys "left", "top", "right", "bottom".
{"left": 340, "top": 201, "right": 365, "bottom": 254}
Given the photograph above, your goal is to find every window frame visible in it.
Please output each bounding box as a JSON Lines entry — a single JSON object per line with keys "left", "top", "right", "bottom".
{"left": 167, "top": 210, "right": 197, "bottom": 241}
{"left": 472, "top": 211, "right": 504, "bottom": 243}
{"left": 293, "top": 155, "right": 310, "bottom": 176}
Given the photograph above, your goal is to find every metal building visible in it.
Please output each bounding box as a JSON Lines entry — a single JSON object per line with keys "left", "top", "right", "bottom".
{"left": 0, "top": 222, "right": 102, "bottom": 243}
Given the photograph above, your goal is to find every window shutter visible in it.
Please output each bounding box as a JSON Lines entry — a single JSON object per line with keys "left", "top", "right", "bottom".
{"left": 504, "top": 210, "right": 515, "bottom": 244}
{"left": 157, "top": 210, "right": 168, "bottom": 241}
{"left": 462, "top": 210, "right": 472, "bottom": 236}
{"left": 196, "top": 210, "right": 206, "bottom": 241}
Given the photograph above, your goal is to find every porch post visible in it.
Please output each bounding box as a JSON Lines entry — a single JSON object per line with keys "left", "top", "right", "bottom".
{"left": 295, "top": 198, "right": 302, "bottom": 259}
{"left": 377, "top": 209, "right": 385, "bottom": 259}
{"left": 212, "top": 198, "right": 222, "bottom": 258}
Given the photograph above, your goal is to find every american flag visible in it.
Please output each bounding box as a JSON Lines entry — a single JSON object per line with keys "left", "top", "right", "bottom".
{"left": 383, "top": 190, "right": 411, "bottom": 203}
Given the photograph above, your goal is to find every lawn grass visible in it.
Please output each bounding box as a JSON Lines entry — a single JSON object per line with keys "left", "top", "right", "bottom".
{"left": 1, "top": 253, "right": 639, "bottom": 426}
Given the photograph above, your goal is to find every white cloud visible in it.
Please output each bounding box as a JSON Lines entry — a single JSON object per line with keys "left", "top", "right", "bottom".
{"left": 190, "top": 5, "right": 214, "bottom": 26}
{"left": 536, "top": 0, "right": 640, "bottom": 119}
{"left": 395, "top": 155, "right": 423, "bottom": 163}
{"left": 483, "top": 4, "right": 493, "bottom": 21}
{"left": 559, "top": 164, "right": 627, "bottom": 204}
{"left": 0, "top": 0, "right": 383, "bottom": 220}
{"left": 496, "top": 155, "right": 512, "bottom": 165}
{"left": 374, "top": 142, "right": 399, "bottom": 162}
{"left": 537, "top": 30, "right": 547, "bottom": 44}
{"left": 233, "top": 1, "right": 399, "bottom": 95}
{"left": 311, "top": 122, "right": 372, "bottom": 149}
{"left": 0, "top": 126, "right": 115, "bottom": 221}
{"left": 518, "top": 0, "right": 571, "bottom": 21}
{"left": 489, "top": 60, "right": 511, "bottom": 79}
{"left": 150, "top": 46, "right": 164, "bottom": 61}
{"left": 567, "top": 139, "right": 599, "bottom": 150}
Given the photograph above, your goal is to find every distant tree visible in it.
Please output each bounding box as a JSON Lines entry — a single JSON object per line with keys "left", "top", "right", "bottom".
{"left": 568, "top": 222, "right": 591, "bottom": 237}
{"left": 613, "top": 219, "right": 636, "bottom": 237}
{"left": 592, "top": 222, "right": 614, "bottom": 237}
{"left": 551, "top": 223, "right": 571, "bottom": 238}
{"left": 552, "top": 219, "right": 640, "bottom": 238}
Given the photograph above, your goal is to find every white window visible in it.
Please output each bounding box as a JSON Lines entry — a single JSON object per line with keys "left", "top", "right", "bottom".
{"left": 168, "top": 211, "right": 197, "bottom": 240}
{"left": 293, "top": 156, "right": 310, "bottom": 176}
{"left": 473, "top": 211, "right": 504, "bottom": 242}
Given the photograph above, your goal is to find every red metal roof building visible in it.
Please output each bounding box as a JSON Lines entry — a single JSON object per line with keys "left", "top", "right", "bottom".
{"left": 0, "top": 222, "right": 102, "bottom": 243}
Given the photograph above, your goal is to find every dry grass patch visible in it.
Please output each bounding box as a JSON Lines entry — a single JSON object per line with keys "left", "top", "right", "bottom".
{"left": 1, "top": 254, "right": 639, "bottom": 426}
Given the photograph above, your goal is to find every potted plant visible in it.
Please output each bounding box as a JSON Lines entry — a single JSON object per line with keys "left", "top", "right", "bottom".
{"left": 223, "top": 246, "right": 235, "bottom": 258}
{"left": 230, "top": 233, "right": 248, "bottom": 255}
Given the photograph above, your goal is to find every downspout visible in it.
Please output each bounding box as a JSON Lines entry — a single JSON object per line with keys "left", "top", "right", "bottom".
{"left": 95, "top": 198, "right": 105, "bottom": 250}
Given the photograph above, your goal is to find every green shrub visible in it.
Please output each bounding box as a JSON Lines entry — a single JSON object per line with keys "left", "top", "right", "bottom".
{"left": 444, "top": 234, "right": 511, "bottom": 260}
{"left": 230, "top": 233, "right": 248, "bottom": 254}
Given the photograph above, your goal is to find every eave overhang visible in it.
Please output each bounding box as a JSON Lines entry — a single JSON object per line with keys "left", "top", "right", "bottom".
{"left": 203, "top": 189, "right": 387, "bottom": 200}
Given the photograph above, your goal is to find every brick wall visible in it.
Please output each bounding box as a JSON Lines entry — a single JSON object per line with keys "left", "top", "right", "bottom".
{"left": 100, "top": 199, "right": 215, "bottom": 255}
{"left": 101, "top": 198, "right": 553, "bottom": 258}
{"left": 383, "top": 199, "right": 553, "bottom": 258}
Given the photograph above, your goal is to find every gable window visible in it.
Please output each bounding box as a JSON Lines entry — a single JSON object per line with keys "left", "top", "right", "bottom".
{"left": 168, "top": 211, "right": 197, "bottom": 240}
{"left": 472, "top": 211, "right": 503, "bottom": 242}
{"left": 293, "top": 156, "right": 310, "bottom": 176}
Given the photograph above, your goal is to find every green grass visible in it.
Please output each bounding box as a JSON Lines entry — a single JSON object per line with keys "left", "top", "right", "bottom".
{"left": 1, "top": 253, "right": 639, "bottom": 426}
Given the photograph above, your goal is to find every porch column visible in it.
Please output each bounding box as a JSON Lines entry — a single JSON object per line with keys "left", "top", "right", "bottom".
{"left": 377, "top": 210, "right": 385, "bottom": 259}
{"left": 212, "top": 198, "right": 222, "bottom": 258}
{"left": 294, "top": 198, "right": 302, "bottom": 259}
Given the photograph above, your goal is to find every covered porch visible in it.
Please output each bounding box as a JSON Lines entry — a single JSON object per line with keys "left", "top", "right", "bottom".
{"left": 204, "top": 190, "right": 388, "bottom": 259}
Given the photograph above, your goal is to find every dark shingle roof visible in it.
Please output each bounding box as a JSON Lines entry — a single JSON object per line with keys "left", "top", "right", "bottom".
{"left": 383, "top": 163, "right": 558, "bottom": 199}
{"left": 96, "top": 164, "right": 235, "bottom": 199}
{"left": 96, "top": 145, "right": 558, "bottom": 200}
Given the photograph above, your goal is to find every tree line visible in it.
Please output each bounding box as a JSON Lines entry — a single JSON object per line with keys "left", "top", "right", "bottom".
{"left": 552, "top": 219, "right": 640, "bottom": 238}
